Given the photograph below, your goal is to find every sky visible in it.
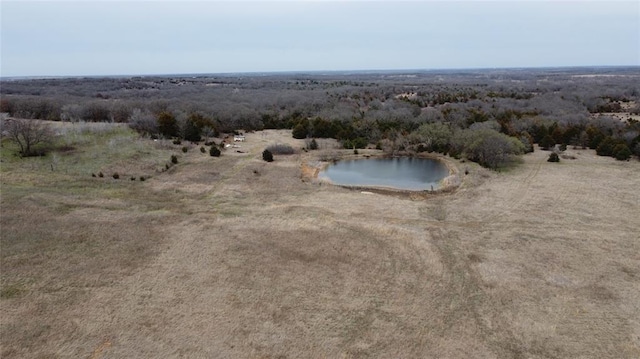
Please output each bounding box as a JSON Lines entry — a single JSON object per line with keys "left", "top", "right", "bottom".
{"left": 1, "top": 0, "right": 639, "bottom": 77}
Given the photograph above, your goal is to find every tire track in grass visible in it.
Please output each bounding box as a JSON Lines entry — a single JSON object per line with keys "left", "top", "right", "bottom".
{"left": 429, "top": 225, "right": 548, "bottom": 358}
{"left": 429, "top": 227, "right": 500, "bottom": 352}
{"left": 438, "top": 154, "right": 545, "bottom": 230}
{"left": 477, "top": 153, "right": 546, "bottom": 225}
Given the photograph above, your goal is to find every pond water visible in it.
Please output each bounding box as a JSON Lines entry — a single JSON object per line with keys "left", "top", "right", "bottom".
{"left": 318, "top": 157, "right": 449, "bottom": 191}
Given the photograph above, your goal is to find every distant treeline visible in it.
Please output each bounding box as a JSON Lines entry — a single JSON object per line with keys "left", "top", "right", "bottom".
{"left": 2, "top": 67, "right": 639, "bottom": 167}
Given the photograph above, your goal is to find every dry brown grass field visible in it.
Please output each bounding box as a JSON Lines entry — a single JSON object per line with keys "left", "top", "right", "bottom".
{"left": 1, "top": 124, "right": 639, "bottom": 358}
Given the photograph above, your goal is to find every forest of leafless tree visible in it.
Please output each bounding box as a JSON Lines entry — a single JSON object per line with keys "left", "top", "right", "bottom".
{"left": 2, "top": 67, "right": 639, "bottom": 166}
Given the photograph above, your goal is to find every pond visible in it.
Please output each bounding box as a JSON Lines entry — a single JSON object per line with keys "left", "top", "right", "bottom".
{"left": 318, "top": 157, "right": 449, "bottom": 191}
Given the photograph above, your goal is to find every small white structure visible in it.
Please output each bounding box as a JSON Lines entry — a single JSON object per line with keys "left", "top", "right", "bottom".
{"left": 233, "top": 135, "right": 245, "bottom": 142}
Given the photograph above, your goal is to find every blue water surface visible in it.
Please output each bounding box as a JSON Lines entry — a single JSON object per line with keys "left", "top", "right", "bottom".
{"left": 319, "top": 157, "right": 449, "bottom": 191}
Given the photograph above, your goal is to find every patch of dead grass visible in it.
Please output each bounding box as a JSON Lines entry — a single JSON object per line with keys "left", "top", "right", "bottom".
{"left": 1, "top": 129, "right": 639, "bottom": 358}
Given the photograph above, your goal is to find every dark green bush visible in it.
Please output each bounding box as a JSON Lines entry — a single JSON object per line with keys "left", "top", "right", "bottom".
{"left": 209, "top": 146, "right": 221, "bottom": 157}
{"left": 182, "top": 146, "right": 188, "bottom": 153}
{"left": 183, "top": 117, "right": 202, "bottom": 142}
{"left": 158, "top": 111, "right": 178, "bottom": 138}
{"left": 113, "top": 172, "right": 120, "bottom": 179}
{"left": 262, "top": 149, "right": 274, "bottom": 162}
{"left": 614, "top": 144, "right": 631, "bottom": 161}
{"left": 292, "top": 123, "right": 307, "bottom": 139}
{"left": 171, "top": 155, "right": 178, "bottom": 164}
{"left": 548, "top": 152, "right": 560, "bottom": 162}
{"left": 540, "top": 135, "right": 555, "bottom": 150}
{"left": 343, "top": 137, "right": 368, "bottom": 149}
{"left": 266, "top": 143, "right": 295, "bottom": 155}
{"left": 596, "top": 137, "right": 619, "bottom": 157}
{"left": 200, "top": 146, "right": 206, "bottom": 153}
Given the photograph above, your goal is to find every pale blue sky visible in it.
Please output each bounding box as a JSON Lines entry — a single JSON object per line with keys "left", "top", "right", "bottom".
{"left": 1, "top": 0, "right": 638, "bottom": 77}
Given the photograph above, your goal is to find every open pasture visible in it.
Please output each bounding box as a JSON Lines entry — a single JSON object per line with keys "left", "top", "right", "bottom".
{"left": 1, "top": 125, "right": 638, "bottom": 358}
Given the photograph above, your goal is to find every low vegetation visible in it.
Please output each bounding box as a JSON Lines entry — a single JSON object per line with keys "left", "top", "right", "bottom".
{"left": 1, "top": 118, "right": 53, "bottom": 157}
{"left": 266, "top": 143, "right": 295, "bottom": 155}
{"left": 262, "top": 149, "right": 274, "bottom": 162}
{"left": 307, "top": 138, "right": 319, "bottom": 150}
{"left": 209, "top": 145, "right": 220, "bottom": 157}
{"left": 2, "top": 67, "right": 639, "bottom": 169}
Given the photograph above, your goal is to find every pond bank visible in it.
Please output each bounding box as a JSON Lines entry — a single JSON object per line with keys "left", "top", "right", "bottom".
{"left": 301, "top": 151, "right": 462, "bottom": 196}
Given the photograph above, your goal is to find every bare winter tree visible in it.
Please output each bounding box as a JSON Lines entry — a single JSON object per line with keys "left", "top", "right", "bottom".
{"left": 61, "top": 104, "right": 83, "bottom": 123}
{"left": 128, "top": 108, "right": 158, "bottom": 136}
{"left": 4, "top": 118, "right": 53, "bottom": 156}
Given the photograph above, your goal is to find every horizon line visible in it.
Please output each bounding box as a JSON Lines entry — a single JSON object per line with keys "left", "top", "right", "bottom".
{"left": 2, "top": 65, "right": 639, "bottom": 81}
